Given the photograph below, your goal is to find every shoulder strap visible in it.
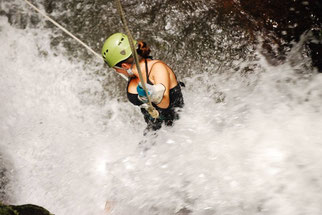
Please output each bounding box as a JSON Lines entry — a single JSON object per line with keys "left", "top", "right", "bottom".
{"left": 145, "top": 58, "right": 149, "bottom": 78}
{"left": 145, "top": 58, "right": 153, "bottom": 85}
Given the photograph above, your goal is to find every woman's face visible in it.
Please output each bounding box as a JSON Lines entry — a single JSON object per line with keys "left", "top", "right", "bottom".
{"left": 113, "top": 61, "right": 134, "bottom": 77}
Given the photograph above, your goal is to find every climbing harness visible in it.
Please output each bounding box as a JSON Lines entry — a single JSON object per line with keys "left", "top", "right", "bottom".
{"left": 22, "top": 0, "right": 128, "bottom": 81}
{"left": 115, "top": 0, "right": 159, "bottom": 119}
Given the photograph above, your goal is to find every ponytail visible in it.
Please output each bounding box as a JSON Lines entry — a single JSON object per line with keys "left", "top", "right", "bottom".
{"left": 137, "top": 41, "right": 151, "bottom": 58}
{"left": 115, "top": 40, "right": 151, "bottom": 67}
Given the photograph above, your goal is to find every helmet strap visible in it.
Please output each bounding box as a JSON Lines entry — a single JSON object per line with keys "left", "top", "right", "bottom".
{"left": 126, "top": 61, "right": 135, "bottom": 77}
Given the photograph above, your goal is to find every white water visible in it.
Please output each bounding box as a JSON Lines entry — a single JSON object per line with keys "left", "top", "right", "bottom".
{"left": 1, "top": 5, "right": 322, "bottom": 215}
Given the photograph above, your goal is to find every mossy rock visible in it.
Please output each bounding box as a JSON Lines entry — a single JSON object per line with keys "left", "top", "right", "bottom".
{"left": 0, "top": 203, "right": 53, "bottom": 215}
{"left": 0, "top": 204, "right": 16, "bottom": 215}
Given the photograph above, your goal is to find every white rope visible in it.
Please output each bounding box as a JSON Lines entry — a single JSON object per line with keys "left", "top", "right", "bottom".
{"left": 115, "top": 0, "right": 159, "bottom": 119}
{"left": 22, "top": 0, "right": 128, "bottom": 81}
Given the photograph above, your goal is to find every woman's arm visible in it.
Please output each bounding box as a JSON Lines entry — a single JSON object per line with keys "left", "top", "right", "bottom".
{"left": 150, "top": 63, "right": 170, "bottom": 109}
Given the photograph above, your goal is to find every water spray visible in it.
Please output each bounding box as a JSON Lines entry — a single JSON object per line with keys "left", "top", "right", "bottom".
{"left": 23, "top": 0, "right": 159, "bottom": 119}
{"left": 22, "top": 0, "right": 128, "bottom": 81}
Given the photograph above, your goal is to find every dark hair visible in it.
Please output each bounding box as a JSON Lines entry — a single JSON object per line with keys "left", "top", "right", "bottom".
{"left": 137, "top": 41, "right": 151, "bottom": 58}
{"left": 115, "top": 41, "right": 151, "bottom": 67}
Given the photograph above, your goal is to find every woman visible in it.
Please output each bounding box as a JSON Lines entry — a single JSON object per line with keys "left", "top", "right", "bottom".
{"left": 102, "top": 33, "right": 184, "bottom": 131}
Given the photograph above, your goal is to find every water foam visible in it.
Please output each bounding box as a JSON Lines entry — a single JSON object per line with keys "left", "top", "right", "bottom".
{"left": 1, "top": 5, "right": 322, "bottom": 215}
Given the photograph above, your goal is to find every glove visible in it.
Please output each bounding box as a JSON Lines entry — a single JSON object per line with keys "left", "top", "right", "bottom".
{"left": 137, "top": 82, "right": 166, "bottom": 104}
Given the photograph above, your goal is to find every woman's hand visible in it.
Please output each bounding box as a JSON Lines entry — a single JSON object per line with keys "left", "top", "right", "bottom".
{"left": 137, "top": 83, "right": 165, "bottom": 104}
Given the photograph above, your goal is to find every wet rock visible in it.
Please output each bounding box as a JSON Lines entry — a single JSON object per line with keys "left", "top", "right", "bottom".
{"left": 0, "top": 1, "right": 42, "bottom": 29}
{"left": 0, "top": 204, "right": 15, "bottom": 215}
{"left": 43, "top": 0, "right": 56, "bottom": 14}
{"left": 0, "top": 203, "right": 53, "bottom": 215}
{"left": 20, "top": 0, "right": 320, "bottom": 75}
{"left": 176, "top": 207, "right": 192, "bottom": 215}
{"left": 41, "top": 0, "right": 319, "bottom": 68}
{"left": 239, "top": 0, "right": 321, "bottom": 42}
{"left": 216, "top": 0, "right": 322, "bottom": 70}
{"left": 307, "top": 29, "right": 322, "bottom": 72}
{"left": 0, "top": 155, "right": 10, "bottom": 203}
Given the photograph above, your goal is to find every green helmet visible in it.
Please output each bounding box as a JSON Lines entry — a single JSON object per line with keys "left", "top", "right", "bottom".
{"left": 101, "top": 33, "right": 137, "bottom": 68}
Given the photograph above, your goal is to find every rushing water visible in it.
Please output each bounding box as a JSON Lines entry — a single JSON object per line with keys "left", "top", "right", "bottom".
{"left": 1, "top": 0, "right": 322, "bottom": 215}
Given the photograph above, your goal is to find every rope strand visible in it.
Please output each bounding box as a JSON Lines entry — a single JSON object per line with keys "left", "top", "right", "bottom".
{"left": 115, "top": 0, "right": 159, "bottom": 119}
{"left": 22, "top": 0, "right": 128, "bottom": 81}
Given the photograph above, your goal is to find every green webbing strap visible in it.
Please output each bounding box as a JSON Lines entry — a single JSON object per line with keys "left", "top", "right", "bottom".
{"left": 115, "top": 0, "right": 159, "bottom": 119}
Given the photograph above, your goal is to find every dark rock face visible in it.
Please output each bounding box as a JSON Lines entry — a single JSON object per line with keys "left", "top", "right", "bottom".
{"left": 0, "top": 168, "right": 8, "bottom": 203}
{"left": 307, "top": 30, "right": 322, "bottom": 72}
{"left": 1, "top": 0, "right": 320, "bottom": 72}
{"left": 239, "top": 0, "right": 321, "bottom": 40}
{"left": 0, "top": 203, "right": 53, "bottom": 215}
{"left": 0, "top": 204, "right": 15, "bottom": 215}
{"left": 0, "top": 155, "right": 10, "bottom": 203}
{"left": 39, "top": 0, "right": 321, "bottom": 71}
{"left": 216, "top": 0, "right": 322, "bottom": 71}
{"left": 1, "top": 0, "right": 320, "bottom": 94}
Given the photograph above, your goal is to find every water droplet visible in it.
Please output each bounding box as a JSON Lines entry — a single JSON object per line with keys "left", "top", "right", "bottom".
{"left": 301, "top": 1, "right": 309, "bottom": 5}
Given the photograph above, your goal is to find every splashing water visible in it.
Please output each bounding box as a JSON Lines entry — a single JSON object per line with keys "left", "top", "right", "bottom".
{"left": 1, "top": 1, "right": 322, "bottom": 215}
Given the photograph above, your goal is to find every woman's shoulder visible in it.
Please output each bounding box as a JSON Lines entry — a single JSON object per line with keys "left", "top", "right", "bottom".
{"left": 149, "top": 59, "right": 169, "bottom": 71}
{"left": 150, "top": 59, "right": 165, "bottom": 64}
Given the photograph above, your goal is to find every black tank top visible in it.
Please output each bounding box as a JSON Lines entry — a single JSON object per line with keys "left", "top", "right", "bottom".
{"left": 127, "top": 59, "right": 184, "bottom": 131}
